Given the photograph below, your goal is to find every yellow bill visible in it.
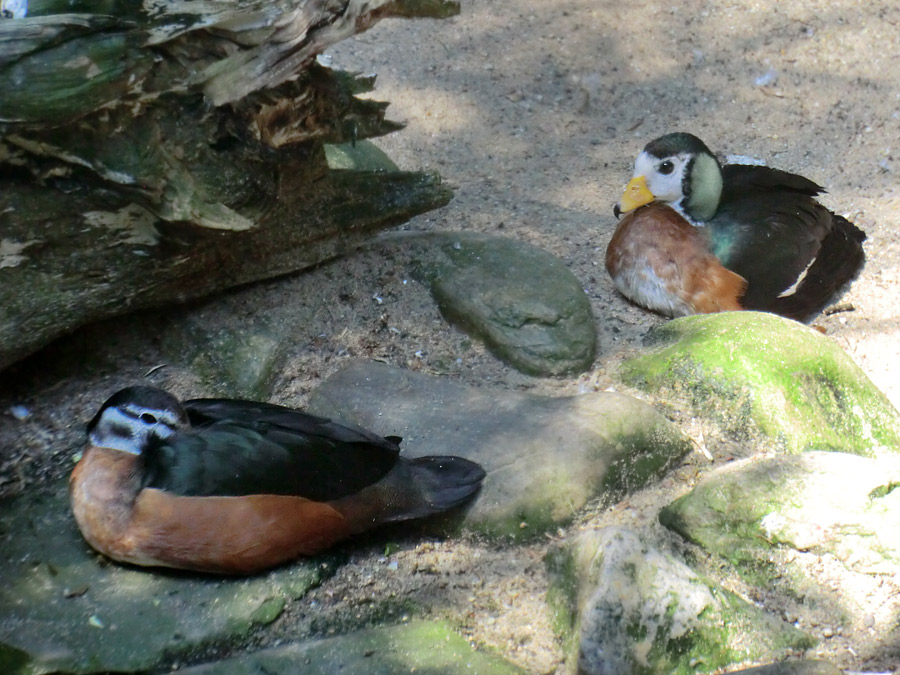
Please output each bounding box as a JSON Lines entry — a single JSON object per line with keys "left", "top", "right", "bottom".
{"left": 618, "top": 175, "right": 655, "bottom": 213}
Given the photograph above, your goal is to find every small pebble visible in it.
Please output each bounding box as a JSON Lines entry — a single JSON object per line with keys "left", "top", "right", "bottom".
{"left": 754, "top": 69, "right": 778, "bottom": 87}
{"left": 9, "top": 405, "right": 30, "bottom": 420}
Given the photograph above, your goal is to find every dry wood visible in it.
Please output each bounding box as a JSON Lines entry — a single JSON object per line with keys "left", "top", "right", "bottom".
{"left": 0, "top": 0, "right": 458, "bottom": 369}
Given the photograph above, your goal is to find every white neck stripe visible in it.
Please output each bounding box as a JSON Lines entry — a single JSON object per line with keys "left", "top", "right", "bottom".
{"left": 89, "top": 429, "right": 142, "bottom": 454}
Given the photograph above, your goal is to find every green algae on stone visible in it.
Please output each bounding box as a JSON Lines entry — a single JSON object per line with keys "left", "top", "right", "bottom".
{"left": 727, "top": 660, "right": 844, "bottom": 675}
{"left": 162, "top": 315, "right": 291, "bottom": 400}
{"left": 546, "top": 527, "right": 814, "bottom": 675}
{"left": 660, "top": 452, "right": 900, "bottom": 579}
{"left": 424, "top": 233, "right": 597, "bottom": 377}
{"left": 325, "top": 140, "right": 400, "bottom": 172}
{"left": 309, "top": 360, "right": 692, "bottom": 541}
{"left": 250, "top": 596, "right": 286, "bottom": 626}
{"left": 0, "top": 482, "right": 332, "bottom": 675}
{"left": 621, "top": 312, "right": 900, "bottom": 454}
{"left": 176, "top": 620, "right": 525, "bottom": 674}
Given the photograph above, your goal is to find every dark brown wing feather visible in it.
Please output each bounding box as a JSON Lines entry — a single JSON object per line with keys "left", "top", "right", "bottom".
{"left": 710, "top": 164, "right": 865, "bottom": 319}
{"left": 142, "top": 399, "right": 401, "bottom": 502}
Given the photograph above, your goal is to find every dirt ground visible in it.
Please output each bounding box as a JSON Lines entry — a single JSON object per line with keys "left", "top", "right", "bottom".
{"left": 3, "top": 1, "right": 900, "bottom": 672}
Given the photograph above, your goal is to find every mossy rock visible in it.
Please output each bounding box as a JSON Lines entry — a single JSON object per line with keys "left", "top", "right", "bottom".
{"left": 620, "top": 312, "right": 900, "bottom": 454}
{"left": 546, "top": 527, "right": 814, "bottom": 675}
{"left": 177, "top": 620, "right": 525, "bottom": 674}
{"left": 727, "top": 661, "right": 843, "bottom": 675}
{"left": 309, "top": 360, "right": 691, "bottom": 541}
{"left": 0, "top": 482, "right": 334, "bottom": 674}
{"left": 660, "top": 452, "right": 900, "bottom": 580}
{"left": 162, "top": 315, "right": 290, "bottom": 400}
{"left": 422, "top": 233, "right": 597, "bottom": 377}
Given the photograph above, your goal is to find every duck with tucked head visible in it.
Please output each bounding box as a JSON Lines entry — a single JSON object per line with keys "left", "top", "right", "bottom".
{"left": 70, "top": 386, "right": 485, "bottom": 574}
{"left": 606, "top": 132, "right": 866, "bottom": 320}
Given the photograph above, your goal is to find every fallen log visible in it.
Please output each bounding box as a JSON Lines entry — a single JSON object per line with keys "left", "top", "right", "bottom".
{"left": 0, "top": 0, "right": 457, "bottom": 369}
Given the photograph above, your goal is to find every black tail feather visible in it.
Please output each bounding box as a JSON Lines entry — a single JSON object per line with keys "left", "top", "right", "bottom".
{"left": 408, "top": 455, "right": 486, "bottom": 512}
{"left": 767, "top": 215, "right": 866, "bottom": 321}
{"left": 339, "top": 454, "right": 485, "bottom": 530}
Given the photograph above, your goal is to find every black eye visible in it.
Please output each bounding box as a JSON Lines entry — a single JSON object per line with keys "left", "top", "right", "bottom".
{"left": 140, "top": 413, "right": 158, "bottom": 424}
{"left": 659, "top": 160, "right": 675, "bottom": 175}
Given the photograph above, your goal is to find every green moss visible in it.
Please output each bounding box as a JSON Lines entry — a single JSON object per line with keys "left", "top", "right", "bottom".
{"left": 601, "top": 426, "right": 691, "bottom": 497}
{"left": 643, "top": 586, "right": 814, "bottom": 675}
{"left": 660, "top": 450, "right": 900, "bottom": 615}
{"left": 658, "top": 461, "right": 807, "bottom": 589}
{"left": 869, "top": 481, "right": 900, "bottom": 499}
{"left": 622, "top": 561, "right": 638, "bottom": 583}
{"left": 622, "top": 313, "right": 900, "bottom": 454}
{"left": 250, "top": 596, "right": 286, "bottom": 626}
{"left": 551, "top": 528, "right": 815, "bottom": 675}
{"left": 468, "top": 497, "right": 562, "bottom": 543}
{"left": 626, "top": 619, "right": 649, "bottom": 641}
{"left": 325, "top": 140, "right": 400, "bottom": 172}
{"left": 543, "top": 544, "right": 580, "bottom": 665}
{"left": 0, "top": 644, "right": 29, "bottom": 675}
{"left": 469, "top": 418, "right": 690, "bottom": 542}
{"left": 383, "top": 542, "right": 403, "bottom": 557}
{"left": 229, "top": 620, "right": 524, "bottom": 673}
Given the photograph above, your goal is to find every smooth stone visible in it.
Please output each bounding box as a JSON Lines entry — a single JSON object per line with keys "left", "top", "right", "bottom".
{"left": 621, "top": 312, "right": 900, "bottom": 454}
{"left": 660, "top": 451, "right": 900, "bottom": 576}
{"left": 0, "top": 482, "right": 333, "bottom": 674}
{"left": 546, "top": 527, "right": 814, "bottom": 675}
{"left": 307, "top": 360, "right": 692, "bottom": 540}
{"left": 421, "top": 232, "right": 596, "bottom": 376}
{"left": 177, "top": 620, "right": 525, "bottom": 674}
{"left": 162, "top": 315, "right": 290, "bottom": 400}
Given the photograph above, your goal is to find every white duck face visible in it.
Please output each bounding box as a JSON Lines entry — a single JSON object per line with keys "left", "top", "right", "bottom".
{"left": 617, "top": 133, "right": 724, "bottom": 222}
{"left": 632, "top": 149, "right": 694, "bottom": 205}
{"left": 87, "top": 388, "right": 188, "bottom": 454}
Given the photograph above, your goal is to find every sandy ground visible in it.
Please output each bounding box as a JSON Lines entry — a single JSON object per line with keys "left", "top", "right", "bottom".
{"left": 3, "top": 1, "right": 900, "bottom": 672}
{"left": 325, "top": 0, "right": 900, "bottom": 405}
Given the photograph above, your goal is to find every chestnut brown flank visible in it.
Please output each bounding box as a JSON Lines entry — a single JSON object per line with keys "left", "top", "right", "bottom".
{"left": 607, "top": 203, "right": 746, "bottom": 316}
{"left": 71, "top": 445, "right": 349, "bottom": 574}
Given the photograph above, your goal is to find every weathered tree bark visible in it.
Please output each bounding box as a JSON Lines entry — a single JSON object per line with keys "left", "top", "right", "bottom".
{"left": 0, "top": 0, "right": 458, "bottom": 370}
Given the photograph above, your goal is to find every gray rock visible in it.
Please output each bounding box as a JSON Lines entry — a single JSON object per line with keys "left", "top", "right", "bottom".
{"left": 420, "top": 232, "right": 596, "bottom": 376}
{"left": 0, "top": 482, "right": 331, "bottom": 674}
{"left": 546, "top": 527, "right": 814, "bottom": 675}
{"left": 660, "top": 451, "right": 900, "bottom": 576}
{"left": 621, "top": 312, "right": 900, "bottom": 454}
{"left": 308, "top": 360, "right": 691, "bottom": 539}
{"left": 163, "top": 315, "right": 291, "bottom": 399}
{"left": 177, "top": 620, "right": 525, "bottom": 674}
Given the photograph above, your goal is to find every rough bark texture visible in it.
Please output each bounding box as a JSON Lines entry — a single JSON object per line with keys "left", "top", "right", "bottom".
{"left": 0, "top": 0, "right": 458, "bottom": 370}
